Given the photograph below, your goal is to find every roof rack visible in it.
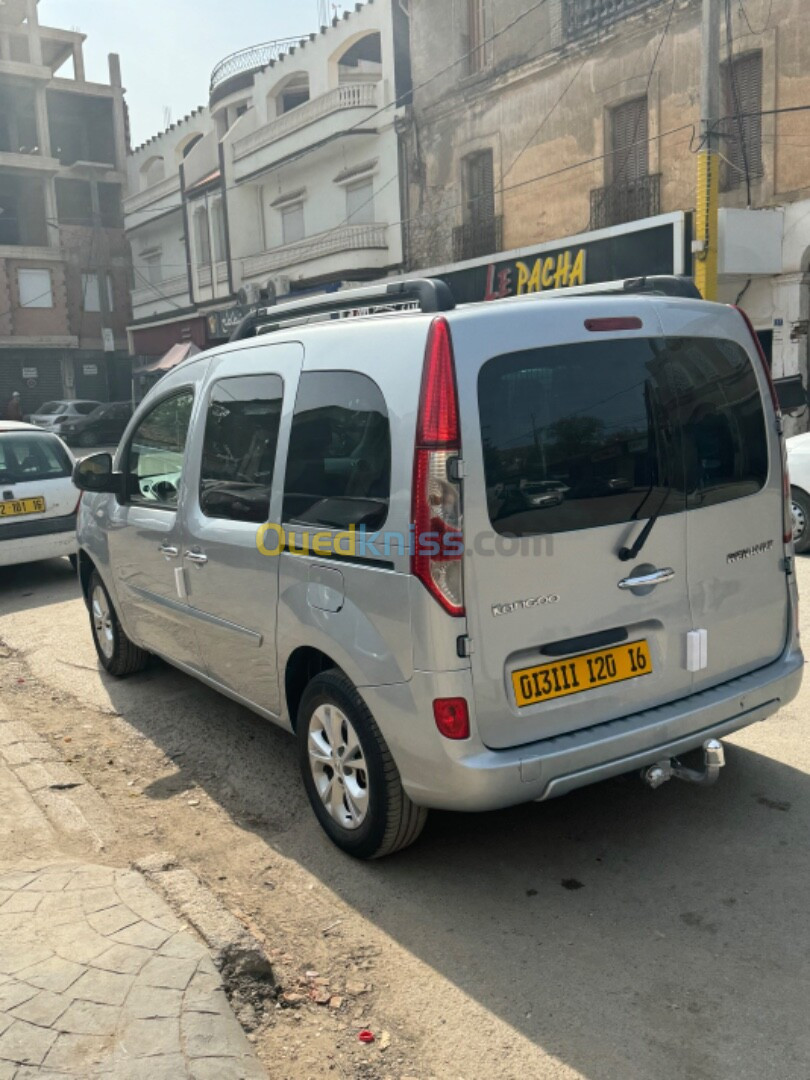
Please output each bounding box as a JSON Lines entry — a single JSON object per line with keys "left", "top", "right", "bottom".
{"left": 229, "top": 278, "right": 455, "bottom": 341}
{"left": 619, "top": 275, "right": 703, "bottom": 299}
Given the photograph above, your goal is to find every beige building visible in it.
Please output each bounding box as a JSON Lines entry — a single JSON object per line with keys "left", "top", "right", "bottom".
{"left": 402, "top": 0, "right": 810, "bottom": 395}
{"left": 0, "top": 0, "right": 132, "bottom": 411}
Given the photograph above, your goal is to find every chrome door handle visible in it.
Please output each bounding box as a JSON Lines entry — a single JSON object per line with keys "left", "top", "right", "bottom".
{"left": 184, "top": 550, "right": 208, "bottom": 566}
{"left": 159, "top": 543, "right": 179, "bottom": 559}
{"left": 618, "top": 567, "right": 675, "bottom": 590}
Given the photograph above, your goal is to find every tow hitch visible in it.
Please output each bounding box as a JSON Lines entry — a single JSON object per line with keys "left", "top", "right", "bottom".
{"left": 642, "top": 739, "right": 725, "bottom": 789}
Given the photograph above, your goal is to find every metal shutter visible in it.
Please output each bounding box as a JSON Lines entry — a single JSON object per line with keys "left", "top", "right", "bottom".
{"left": 466, "top": 150, "right": 495, "bottom": 226}
{"left": 610, "top": 96, "right": 649, "bottom": 184}
{"left": 723, "top": 50, "right": 763, "bottom": 189}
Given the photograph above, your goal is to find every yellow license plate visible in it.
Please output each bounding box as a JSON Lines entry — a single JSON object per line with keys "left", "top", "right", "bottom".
{"left": 512, "top": 639, "right": 652, "bottom": 707}
{"left": 0, "top": 496, "right": 46, "bottom": 518}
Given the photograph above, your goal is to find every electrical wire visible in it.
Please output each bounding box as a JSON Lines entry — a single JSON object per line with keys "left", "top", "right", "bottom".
{"left": 737, "top": 0, "right": 773, "bottom": 35}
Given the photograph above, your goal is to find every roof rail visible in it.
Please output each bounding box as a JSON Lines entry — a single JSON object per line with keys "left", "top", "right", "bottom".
{"left": 620, "top": 275, "right": 703, "bottom": 299}
{"left": 229, "top": 278, "right": 455, "bottom": 342}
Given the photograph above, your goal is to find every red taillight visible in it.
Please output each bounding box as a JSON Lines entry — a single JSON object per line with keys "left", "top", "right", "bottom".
{"left": 412, "top": 317, "right": 465, "bottom": 616}
{"left": 584, "top": 317, "right": 643, "bottom": 332}
{"left": 433, "top": 698, "right": 470, "bottom": 740}
{"left": 733, "top": 305, "right": 792, "bottom": 544}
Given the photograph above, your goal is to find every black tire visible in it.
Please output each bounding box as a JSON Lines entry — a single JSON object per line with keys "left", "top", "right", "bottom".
{"left": 68, "top": 554, "right": 78, "bottom": 572}
{"left": 296, "top": 669, "right": 428, "bottom": 859}
{"left": 791, "top": 487, "right": 810, "bottom": 555}
{"left": 87, "top": 569, "right": 150, "bottom": 677}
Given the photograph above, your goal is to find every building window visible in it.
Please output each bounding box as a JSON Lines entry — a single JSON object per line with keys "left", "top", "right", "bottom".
{"left": 142, "top": 253, "right": 163, "bottom": 286}
{"left": 18, "top": 268, "right": 53, "bottom": 308}
{"left": 564, "top": 0, "right": 658, "bottom": 40}
{"left": 193, "top": 206, "right": 211, "bottom": 268}
{"left": 346, "top": 178, "right": 374, "bottom": 225}
{"left": 454, "top": 149, "right": 501, "bottom": 260}
{"left": 465, "top": 0, "right": 487, "bottom": 75}
{"left": 82, "top": 273, "right": 115, "bottom": 312}
{"left": 591, "top": 96, "right": 660, "bottom": 229}
{"left": 281, "top": 202, "right": 305, "bottom": 246}
{"left": 211, "top": 198, "right": 227, "bottom": 263}
{"left": 722, "top": 51, "right": 763, "bottom": 192}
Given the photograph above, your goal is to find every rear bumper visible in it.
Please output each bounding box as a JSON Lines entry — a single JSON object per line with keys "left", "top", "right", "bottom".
{"left": 0, "top": 528, "right": 77, "bottom": 567}
{"left": 362, "top": 640, "right": 804, "bottom": 812}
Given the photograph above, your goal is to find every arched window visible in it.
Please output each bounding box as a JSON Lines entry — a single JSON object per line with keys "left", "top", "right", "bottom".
{"left": 211, "top": 197, "right": 227, "bottom": 263}
{"left": 193, "top": 205, "right": 211, "bottom": 268}
{"left": 177, "top": 132, "right": 204, "bottom": 161}
{"left": 270, "top": 73, "right": 310, "bottom": 118}
{"left": 336, "top": 32, "right": 382, "bottom": 84}
{"left": 140, "top": 155, "right": 165, "bottom": 190}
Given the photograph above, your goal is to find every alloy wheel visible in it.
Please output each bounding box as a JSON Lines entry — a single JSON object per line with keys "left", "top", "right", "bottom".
{"left": 91, "top": 585, "right": 115, "bottom": 659}
{"left": 792, "top": 498, "right": 806, "bottom": 545}
{"left": 307, "top": 703, "right": 369, "bottom": 830}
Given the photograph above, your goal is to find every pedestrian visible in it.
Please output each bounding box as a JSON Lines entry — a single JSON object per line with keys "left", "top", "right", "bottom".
{"left": 4, "top": 392, "right": 22, "bottom": 422}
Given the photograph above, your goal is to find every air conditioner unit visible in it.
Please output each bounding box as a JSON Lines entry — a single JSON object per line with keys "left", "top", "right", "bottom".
{"left": 268, "top": 275, "right": 291, "bottom": 301}
{"left": 238, "top": 282, "right": 263, "bottom": 307}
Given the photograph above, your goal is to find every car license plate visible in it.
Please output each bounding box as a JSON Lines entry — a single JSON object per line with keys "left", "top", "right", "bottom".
{"left": 0, "top": 496, "right": 46, "bottom": 518}
{"left": 512, "top": 640, "right": 652, "bottom": 707}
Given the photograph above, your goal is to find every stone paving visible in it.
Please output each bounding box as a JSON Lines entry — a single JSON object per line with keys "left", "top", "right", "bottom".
{"left": 0, "top": 862, "right": 267, "bottom": 1078}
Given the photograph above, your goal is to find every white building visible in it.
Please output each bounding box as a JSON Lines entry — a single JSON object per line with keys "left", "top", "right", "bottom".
{"left": 125, "top": 0, "right": 411, "bottom": 358}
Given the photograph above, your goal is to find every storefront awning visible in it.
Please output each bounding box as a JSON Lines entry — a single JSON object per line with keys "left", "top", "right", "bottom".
{"left": 135, "top": 342, "right": 201, "bottom": 374}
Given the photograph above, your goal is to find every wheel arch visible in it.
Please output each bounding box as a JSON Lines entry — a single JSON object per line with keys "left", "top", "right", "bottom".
{"left": 284, "top": 646, "right": 345, "bottom": 732}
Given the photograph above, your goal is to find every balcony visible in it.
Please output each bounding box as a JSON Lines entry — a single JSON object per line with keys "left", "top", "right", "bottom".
{"left": 131, "top": 271, "right": 189, "bottom": 311}
{"left": 452, "top": 216, "right": 503, "bottom": 262}
{"left": 232, "top": 83, "right": 379, "bottom": 167}
{"left": 589, "top": 173, "right": 660, "bottom": 230}
{"left": 209, "top": 37, "right": 305, "bottom": 107}
{"left": 123, "top": 173, "right": 182, "bottom": 219}
{"left": 564, "top": 0, "right": 660, "bottom": 39}
{"left": 241, "top": 222, "right": 389, "bottom": 280}
{"left": 198, "top": 261, "right": 229, "bottom": 289}
{"left": 0, "top": 150, "right": 60, "bottom": 175}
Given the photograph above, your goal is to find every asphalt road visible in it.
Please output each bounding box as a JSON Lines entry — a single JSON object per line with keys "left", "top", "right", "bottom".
{"left": 0, "top": 555, "right": 807, "bottom": 1080}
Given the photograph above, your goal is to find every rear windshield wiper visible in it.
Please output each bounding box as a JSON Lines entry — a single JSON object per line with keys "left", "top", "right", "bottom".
{"left": 618, "top": 486, "right": 672, "bottom": 562}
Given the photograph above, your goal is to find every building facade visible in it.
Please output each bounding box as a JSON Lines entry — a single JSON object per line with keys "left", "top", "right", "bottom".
{"left": 402, "top": 0, "right": 810, "bottom": 413}
{"left": 0, "top": 0, "right": 132, "bottom": 414}
{"left": 126, "top": 0, "right": 411, "bottom": 360}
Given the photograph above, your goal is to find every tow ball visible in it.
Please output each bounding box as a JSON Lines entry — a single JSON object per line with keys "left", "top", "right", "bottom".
{"left": 642, "top": 739, "right": 726, "bottom": 789}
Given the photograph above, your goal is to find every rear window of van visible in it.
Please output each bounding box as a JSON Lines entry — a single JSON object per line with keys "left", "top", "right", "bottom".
{"left": 0, "top": 433, "right": 72, "bottom": 484}
{"left": 478, "top": 336, "right": 768, "bottom": 537}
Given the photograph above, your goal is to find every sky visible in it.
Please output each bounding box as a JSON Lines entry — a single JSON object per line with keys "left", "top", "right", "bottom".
{"left": 39, "top": 1, "right": 353, "bottom": 147}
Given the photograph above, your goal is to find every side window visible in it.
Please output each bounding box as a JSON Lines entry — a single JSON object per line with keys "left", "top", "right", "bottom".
{"left": 199, "top": 374, "right": 283, "bottom": 524}
{"left": 283, "top": 371, "right": 391, "bottom": 531}
{"left": 127, "top": 391, "right": 194, "bottom": 508}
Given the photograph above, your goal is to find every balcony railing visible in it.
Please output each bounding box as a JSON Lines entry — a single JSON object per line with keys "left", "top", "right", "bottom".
{"left": 453, "top": 216, "right": 503, "bottom": 262}
{"left": 241, "top": 223, "right": 388, "bottom": 279}
{"left": 198, "top": 261, "right": 229, "bottom": 288}
{"left": 131, "top": 272, "right": 189, "bottom": 309}
{"left": 233, "top": 83, "right": 379, "bottom": 162}
{"left": 589, "top": 173, "right": 661, "bottom": 230}
{"left": 210, "top": 37, "right": 306, "bottom": 94}
{"left": 564, "top": 0, "right": 660, "bottom": 39}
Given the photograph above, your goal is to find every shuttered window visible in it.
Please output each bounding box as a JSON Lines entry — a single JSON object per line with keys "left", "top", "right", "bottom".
{"left": 464, "top": 149, "right": 495, "bottom": 227}
{"left": 465, "top": 0, "right": 487, "bottom": 74}
{"left": 722, "top": 51, "right": 763, "bottom": 191}
{"left": 609, "top": 96, "right": 648, "bottom": 184}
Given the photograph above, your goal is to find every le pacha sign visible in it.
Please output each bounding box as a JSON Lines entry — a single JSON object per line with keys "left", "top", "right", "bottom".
{"left": 484, "top": 247, "right": 586, "bottom": 300}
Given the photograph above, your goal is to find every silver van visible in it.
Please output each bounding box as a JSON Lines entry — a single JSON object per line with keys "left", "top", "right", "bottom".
{"left": 73, "top": 277, "right": 803, "bottom": 858}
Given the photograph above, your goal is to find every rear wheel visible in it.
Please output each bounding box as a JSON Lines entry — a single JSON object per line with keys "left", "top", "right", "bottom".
{"left": 791, "top": 487, "right": 810, "bottom": 555}
{"left": 88, "top": 570, "right": 149, "bottom": 676}
{"left": 297, "top": 670, "right": 428, "bottom": 859}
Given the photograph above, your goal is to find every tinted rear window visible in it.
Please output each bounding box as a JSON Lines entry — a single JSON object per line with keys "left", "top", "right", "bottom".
{"left": 0, "top": 433, "right": 72, "bottom": 483}
{"left": 478, "top": 337, "right": 768, "bottom": 537}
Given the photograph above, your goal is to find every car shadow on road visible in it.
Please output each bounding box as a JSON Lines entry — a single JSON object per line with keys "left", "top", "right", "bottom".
{"left": 94, "top": 658, "right": 808, "bottom": 1080}
{"left": 0, "top": 558, "right": 81, "bottom": 616}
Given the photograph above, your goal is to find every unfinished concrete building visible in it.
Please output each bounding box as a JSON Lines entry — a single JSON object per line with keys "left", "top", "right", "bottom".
{"left": 0, "top": 0, "right": 131, "bottom": 414}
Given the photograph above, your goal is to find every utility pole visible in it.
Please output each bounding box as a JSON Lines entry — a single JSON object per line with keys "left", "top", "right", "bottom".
{"left": 694, "top": 0, "right": 721, "bottom": 300}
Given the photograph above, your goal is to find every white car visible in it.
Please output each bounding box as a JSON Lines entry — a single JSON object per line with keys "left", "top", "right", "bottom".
{"left": 0, "top": 422, "right": 79, "bottom": 568}
{"left": 786, "top": 432, "right": 810, "bottom": 554}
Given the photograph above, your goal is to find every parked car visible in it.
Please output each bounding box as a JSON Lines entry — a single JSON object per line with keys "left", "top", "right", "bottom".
{"left": 786, "top": 431, "right": 810, "bottom": 553}
{"left": 72, "top": 277, "right": 803, "bottom": 859}
{"left": 29, "top": 400, "right": 102, "bottom": 433}
{"left": 0, "top": 422, "right": 79, "bottom": 568}
{"left": 60, "top": 401, "right": 134, "bottom": 448}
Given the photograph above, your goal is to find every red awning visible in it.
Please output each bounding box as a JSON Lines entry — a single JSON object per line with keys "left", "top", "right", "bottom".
{"left": 136, "top": 342, "right": 201, "bottom": 374}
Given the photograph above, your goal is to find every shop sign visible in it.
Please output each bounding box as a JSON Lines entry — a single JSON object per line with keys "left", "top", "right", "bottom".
{"left": 83, "top": 364, "right": 98, "bottom": 376}
{"left": 21, "top": 367, "right": 38, "bottom": 379}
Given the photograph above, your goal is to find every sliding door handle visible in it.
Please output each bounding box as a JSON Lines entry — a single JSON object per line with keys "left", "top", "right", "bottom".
{"left": 618, "top": 567, "right": 675, "bottom": 590}
{"left": 184, "top": 549, "right": 208, "bottom": 566}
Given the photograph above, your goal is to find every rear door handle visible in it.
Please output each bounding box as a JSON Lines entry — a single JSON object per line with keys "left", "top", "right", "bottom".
{"left": 618, "top": 567, "right": 675, "bottom": 590}
{"left": 185, "top": 549, "right": 208, "bottom": 566}
{"left": 159, "top": 543, "right": 179, "bottom": 559}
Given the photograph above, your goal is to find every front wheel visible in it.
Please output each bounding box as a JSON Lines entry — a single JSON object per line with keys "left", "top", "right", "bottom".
{"left": 87, "top": 570, "right": 149, "bottom": 676}
{"left": 297, "top": 670, "right": 428, "bottom": 859}
{"left": 791, "top": 487, "right": 810, "bottom": 555}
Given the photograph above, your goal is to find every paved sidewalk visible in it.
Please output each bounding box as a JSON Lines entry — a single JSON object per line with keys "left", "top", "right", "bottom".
{"left": 0, "top": 713, "right": 267, "bottom": 1078}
